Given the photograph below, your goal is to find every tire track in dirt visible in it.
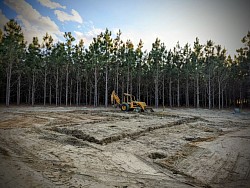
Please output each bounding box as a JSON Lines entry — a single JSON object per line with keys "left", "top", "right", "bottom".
{"left": 0, "top": 130, "right": 77, "bottom": 187}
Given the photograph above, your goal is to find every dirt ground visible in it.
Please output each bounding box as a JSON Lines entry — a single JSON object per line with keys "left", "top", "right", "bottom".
{"left": 0, "top": 106, "right": 250, "bottom": 188}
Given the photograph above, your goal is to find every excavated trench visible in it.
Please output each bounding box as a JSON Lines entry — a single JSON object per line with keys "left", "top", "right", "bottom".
{"left": 50, "top": 116, "right": 201, "bottom": 145}
{"left": 148, "top": 152, "right": 167, "bottom": 159}
{"left": 0, "top": 146, "right": 9, "bottom": 156}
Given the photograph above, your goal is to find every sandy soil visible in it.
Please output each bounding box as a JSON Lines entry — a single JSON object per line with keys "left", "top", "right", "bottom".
{"left": 0, "top": 106, "right": 249, "bottom": 188}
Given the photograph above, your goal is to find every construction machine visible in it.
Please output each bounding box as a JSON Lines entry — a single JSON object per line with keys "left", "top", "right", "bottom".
{"left": 111, "top": 90, "right": 154, "bottom": 112}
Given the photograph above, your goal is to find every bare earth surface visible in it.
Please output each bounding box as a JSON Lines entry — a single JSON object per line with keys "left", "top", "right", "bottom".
{"left": 0, "top": 106, "right": 250, "bottom": 188}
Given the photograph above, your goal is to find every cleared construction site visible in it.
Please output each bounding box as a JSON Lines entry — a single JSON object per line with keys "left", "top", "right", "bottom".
{"left": 0, "top": 106, "right": 250, "bottom": 188}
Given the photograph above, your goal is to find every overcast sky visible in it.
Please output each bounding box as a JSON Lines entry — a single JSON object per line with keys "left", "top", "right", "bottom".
{"left": 0, "top": 0, "right": 249, "bottom": 57}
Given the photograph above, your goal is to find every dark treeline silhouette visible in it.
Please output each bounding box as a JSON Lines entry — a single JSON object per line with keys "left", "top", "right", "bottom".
{"left": 0, "top": 19, "right": 249, "bottom": 109}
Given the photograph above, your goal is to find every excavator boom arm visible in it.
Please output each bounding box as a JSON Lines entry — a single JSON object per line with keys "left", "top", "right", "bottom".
{"left": 111, "top": 90, "right": 121, "bottom": 105}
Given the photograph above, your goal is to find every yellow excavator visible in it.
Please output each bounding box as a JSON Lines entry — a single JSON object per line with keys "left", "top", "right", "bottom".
{"left": 111, "top": 90, "right": 154, "bottom": 112}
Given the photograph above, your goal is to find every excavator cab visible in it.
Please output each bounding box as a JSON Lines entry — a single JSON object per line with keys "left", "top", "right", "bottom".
{"left": 123, "top": 93, "right": 136, "bottom": 103}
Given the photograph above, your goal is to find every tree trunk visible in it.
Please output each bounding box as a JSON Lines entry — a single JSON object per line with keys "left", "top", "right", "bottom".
{"left": 90, "top": 83, "right": 92, "bottom": 106}
{"left": 122, "top": 76, "right": 124, "bottom": 100}
{"left": 155, "top": 77, "right": 158, "bottom": 108}
{"left": 127, "top": 66, "right": 129, "bottom": 93}
{"left": 155, "top": 65, "right": 159, "bottom": 108}
{"left": 212, "top": 80, "right": 215, "bottom": 108}
{"left": 94, "top": 66, "right": 98, "bottom": 107}
{"left": 162, "top": 76, "right": 165, "bottom": 108}
{"left": 240, "top": 86, "right": 243, "bottom": 109}
{"left": 196, "top": 74, "right": 199, "bottom": 108}
{"left": 6, "top": 63, "right": 12, "bottom": 107}
{"left": 208, "top": 72, "right": 211, "bottom": 109}
{"left": 169, "top": 77, "right": 172, "bottom": 107}
{"left": 225, "top": 89, "right": 228, "bottom": 108}
{"left": 186, "top": 75, "right": 189, "bottom": 107}
{"left": 49, "top": 80, "right": 52, "bottom": 105}
{"left": 193, "top": 80, "right": 196, "bottom": 107}
{"left": 28, "top": 80, "right": 31, "bottom": 104}
{"left": 79, "top": 79, "right": 81, "bottom": 105}
{"left": 98, "top": 85, "right": 100, "bottom": 106}
{"left": 138, "top": 73, "right": 141, "bottom": 101}
{"left": 56, "top": 67, "right": 59, "bottom": 106}
{"left": 65, "top": 64, "right": 69, "bottom": 106}
{"left": 222, "top": 89, "right": 224, "bottom": 109}
{"left": 116, "top": 63, "right": 119, "bottom": 94}
{"left": 149, "top": 93, "right": 152, "bottom": 106}
{"left": 130, "top": 71, "right": 133, "bottom": 95}
{"left": 17, "top": 73, "right": 21, "bottom": 105}
{"left": 43, "top": 67, "right": 47, "bottom": 106}
{"left": 76, "top": 69, "right": 79, "bottom": 106}
{"left": 105, "top": 65, "right": 108, "bottom": 107}
{"left": 177, "top": 76, "right": 180, "bottom": 107}
{"left": 146, "top": 86, "right": 149, "bottom": 105}
{"left": 172, "top": 92, "right": 175, "bottom": 106}
{"left": 204, "top": 87, "right": 207, "bottom": 108}
{"left": 70, "top": 78, "right": 72, "bottom": 106}
{"left": 32, "top": 71, "right": 35, "bottom": 106}
{"left": 85, "top": 80, "right": 88, "bottom": 105}
{"left": 218, "top": 79, "right": 221, "bottom": 109}
{"left": 59, "top": 77, "right": 62, "bottom": 106}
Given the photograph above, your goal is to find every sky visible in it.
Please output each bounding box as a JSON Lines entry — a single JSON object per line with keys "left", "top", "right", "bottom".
{"left": 0, "top": 0, "right": 250, "bottom": 57}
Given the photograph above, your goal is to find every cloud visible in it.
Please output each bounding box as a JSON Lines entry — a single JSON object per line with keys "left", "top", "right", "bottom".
{"left": 4, "top": 0, "right": 63, "bottom": 43}
{"left": 74, "top": 26, "right": 104, "bottom": 46}
{"left": 73, "top": 21, "right": 105, "bottom": 46}
{"left": 38, "top": 0, "right": 66, "bottom": 9}
{"left": 74, "top": 23, "right": 148, "bottom": 50}
{"left": 0, "top": 9, "right": 9, "bottom": 29}
{"left": 54, "top": 9, "right": 83, "bottom": 24}
{"left": 86, "top": 27, "right": 103, "bottom": 38}
{"left": 74, "top": 31, "right": 87, "bottom": 43}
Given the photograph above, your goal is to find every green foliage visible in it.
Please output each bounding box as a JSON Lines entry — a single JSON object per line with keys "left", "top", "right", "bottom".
{"left": 0, "top": 18, "right": 249, "bottom": 108}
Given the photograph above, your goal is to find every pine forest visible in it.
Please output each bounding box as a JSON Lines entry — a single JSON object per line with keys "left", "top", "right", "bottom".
{"left": 0, "top": 19, "right": 250, "bottom": 109}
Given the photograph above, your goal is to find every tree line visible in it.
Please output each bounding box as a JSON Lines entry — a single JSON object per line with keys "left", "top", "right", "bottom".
{"left": 0, "top": 19, "right": 249, "bottom": 109}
